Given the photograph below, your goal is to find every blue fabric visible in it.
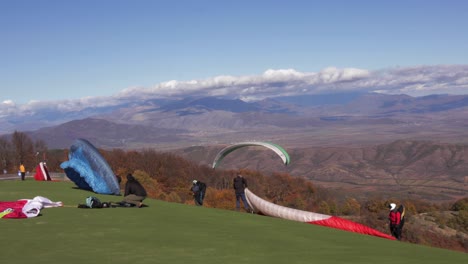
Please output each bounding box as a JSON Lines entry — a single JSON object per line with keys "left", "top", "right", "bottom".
{"left": 60, "top": 139, "right": 120, "bottom": 195}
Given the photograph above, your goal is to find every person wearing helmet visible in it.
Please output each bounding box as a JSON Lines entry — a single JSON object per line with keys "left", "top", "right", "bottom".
{"left": 190, "top": 180, "right": 206, "bottom": 206}
{"left": 388, "top": 203, "right": 402, "bottom": 240}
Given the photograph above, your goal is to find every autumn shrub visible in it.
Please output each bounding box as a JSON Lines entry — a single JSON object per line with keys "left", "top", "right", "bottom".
{"left": 364, "top": 199, "right": 386, "bottom": 213}
{"left": 205, "top": 188, "right": 236, "bottom": 210}
{"left": 131, "top": 170, "right": 164, "bottom": 198}
{"left": 318, "top": 201, "right": 331, "bottom": 214}
{"left": 341, "top": 197, "right": 361, "bottom": 215}
{"left": 451, "top": 197, "right": 468, "bottom": 211}
{"left": 447, "top": 210, "right": 468, "bottom": 233}
{"left": 162, "top": 191, "right": 182, "bottom": 203}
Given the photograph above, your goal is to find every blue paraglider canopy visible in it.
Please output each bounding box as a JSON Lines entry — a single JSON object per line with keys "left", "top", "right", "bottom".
{"left": 60, "top": 138, "right": 120, "bottom": 195}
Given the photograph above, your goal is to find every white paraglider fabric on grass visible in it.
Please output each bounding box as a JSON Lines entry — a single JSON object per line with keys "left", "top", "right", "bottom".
{"left": 0, "top": 196, "right": 63, "bottom": 219}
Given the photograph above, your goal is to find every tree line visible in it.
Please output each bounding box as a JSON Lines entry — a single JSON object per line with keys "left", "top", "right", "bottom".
{"left": 0, "top": 131, "right": 48, "bottom": 174}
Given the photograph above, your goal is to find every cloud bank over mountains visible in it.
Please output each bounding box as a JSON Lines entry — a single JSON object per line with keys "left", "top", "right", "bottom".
{"left": 1, "top": 65, "right": 467, "bottom": 117}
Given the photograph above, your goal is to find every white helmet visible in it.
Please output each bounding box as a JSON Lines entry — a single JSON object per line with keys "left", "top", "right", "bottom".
{"left": 389, "top": 203, "right": 396, "bottom": 210}
{"left": 193, "top": 180, "right": 197, "bottom": 184}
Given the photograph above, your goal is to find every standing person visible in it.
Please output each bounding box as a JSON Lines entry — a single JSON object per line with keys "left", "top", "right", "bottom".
{"left": 123, "top": 174, "right": 147, "bottom": 208}
{"left": 233, "top": 174, "right": 253, "bottom": 213}
{"left": 388, "top": 203, "right": 402, "bottom": 240}
{"left": 191, "top": 180, "right": 206, "bottom": 206}
{"left": 19, "top": 163, "right": 26, "bottom": 181}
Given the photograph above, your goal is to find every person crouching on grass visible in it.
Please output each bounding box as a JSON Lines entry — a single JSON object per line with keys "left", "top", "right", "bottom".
{"left": 123, "top": 174, "right": 147, "bottom": 208}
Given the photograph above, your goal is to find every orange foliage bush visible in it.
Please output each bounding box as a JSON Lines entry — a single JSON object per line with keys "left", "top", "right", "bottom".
{"left": 205, "top": 188, "right": 236, "bottom": 210}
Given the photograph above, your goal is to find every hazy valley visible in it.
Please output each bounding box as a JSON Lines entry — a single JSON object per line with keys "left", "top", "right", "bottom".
{"left": 2, "top": 92, "right": 468, "bottom": 203}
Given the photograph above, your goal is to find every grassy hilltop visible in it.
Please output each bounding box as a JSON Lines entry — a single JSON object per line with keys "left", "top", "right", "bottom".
{"left": 0, "top": 180, "right": 466, "bottom": 264}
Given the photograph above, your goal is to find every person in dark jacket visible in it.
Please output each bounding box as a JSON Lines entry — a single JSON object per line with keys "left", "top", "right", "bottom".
{"left": 233, "top": 174, "right": 253, "bottom": 213}
{"left": 191, "top": 180, "right": 206, "bottom": 206}
{"left": 123, "top": 174, "right": 147, "bottom": 208}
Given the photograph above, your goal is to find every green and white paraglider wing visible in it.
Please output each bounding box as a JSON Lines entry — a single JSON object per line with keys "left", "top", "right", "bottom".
{"left": 212, "top": 141, "right": 290, "bottom": 169}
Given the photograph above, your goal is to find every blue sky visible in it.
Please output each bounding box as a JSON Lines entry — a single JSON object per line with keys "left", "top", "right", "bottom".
{"left": 1, "top": 0, "right": 468, "bottom": 104}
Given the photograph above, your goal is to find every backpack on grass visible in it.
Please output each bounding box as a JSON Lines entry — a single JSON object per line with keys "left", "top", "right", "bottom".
{"left": 77, "top": 196, "right": 113, "bottom": 209}
{"left": 85, "top": 196, "right": 102, "bottom": 208}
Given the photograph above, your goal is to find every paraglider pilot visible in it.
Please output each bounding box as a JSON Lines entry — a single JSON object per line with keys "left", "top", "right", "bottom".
{"left": 388, "top": 203, "right": 402, "bottom": 240}
{"left": 233, "top": 174, "right": 253, "bottom": 213}
{"left": 191, "top": 180, "right": 206, "bottom": 206}
{"left": 123, "top": 174, "right": 147, "bottom": 208}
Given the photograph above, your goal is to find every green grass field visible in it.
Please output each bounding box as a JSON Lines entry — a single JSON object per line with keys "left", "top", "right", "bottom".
{"left": 1, "top": 180, "right": 466, "bottom": 264}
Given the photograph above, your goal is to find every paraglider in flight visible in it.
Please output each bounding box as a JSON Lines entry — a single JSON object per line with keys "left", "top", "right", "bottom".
{"left": 60, "top": 138, "right": 120, "bottom": 195}
{"left": 212, "top": 141, "right": 290, "bottom": 169}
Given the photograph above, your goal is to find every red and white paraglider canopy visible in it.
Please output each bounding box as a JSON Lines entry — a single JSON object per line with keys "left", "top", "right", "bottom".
{"left": 34, "top": 162, "right": 52, "bottom": 181}
{"left": 0, "top": 196, "right": 63, "bottom": 219}
{"left": 245, "top": 188, "right": 395, "bottom": 240}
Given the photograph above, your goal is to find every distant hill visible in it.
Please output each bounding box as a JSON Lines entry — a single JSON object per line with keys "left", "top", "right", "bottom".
{"left": 6, "top": 93, "right": 463, "bottom": 150}
{"left": 27, "top": 118, "right": 188, "bottom": 149}
{"left": 172, "top": 140, "right": 468, "bottom": 203}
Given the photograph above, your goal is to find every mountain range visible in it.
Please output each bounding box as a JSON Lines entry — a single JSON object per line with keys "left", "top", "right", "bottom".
{"left": 3, "top": 92, "right": 465, "bottom": 150}
{"left": 2, "top": 92, "right": 467, "bottom": 202}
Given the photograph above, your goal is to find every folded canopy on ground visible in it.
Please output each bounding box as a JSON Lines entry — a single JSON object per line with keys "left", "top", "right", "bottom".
{"left": 34, "top": 162, "right": 52, "bottom": 181}
{"left": 60, "top": 138, "right": 120, "bottom": 195}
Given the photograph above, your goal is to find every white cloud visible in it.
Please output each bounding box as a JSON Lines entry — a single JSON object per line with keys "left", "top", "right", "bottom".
{"left": 1, "top": 65, "right": 468, "bottom": 117}
{"left": 2, "top": 100, "right": 15, "bottom": 106}
{"left": 115, "top": 66, "right": 372, "bottom": 101}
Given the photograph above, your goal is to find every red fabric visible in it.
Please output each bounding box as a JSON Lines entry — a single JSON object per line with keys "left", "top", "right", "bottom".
{"left": 0, "top": 200, "right": 28, "bottom": 219}
{"left": 389, "top": 211, "right": 401, "bottom": 225}
{"left": 34, "top": 163, "right": 52, "bottom": 181}
{"left": 34, "top": 164, "right": 43, "bottom": 181}
{"left": 308, "top": 216, "right": 396, "bottom": 240}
